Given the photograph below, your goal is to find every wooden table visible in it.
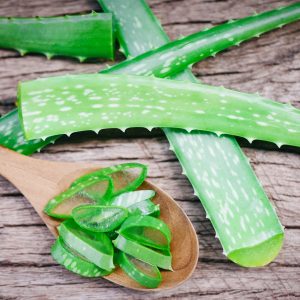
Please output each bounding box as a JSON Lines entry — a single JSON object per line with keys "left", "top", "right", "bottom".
{"left": 0, "top": 0, "right": 299, "bottom": 299}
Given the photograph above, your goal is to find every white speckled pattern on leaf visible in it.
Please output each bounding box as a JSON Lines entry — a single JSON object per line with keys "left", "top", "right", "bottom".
{"left": 18, "top": 73, "right": 300, "bottom": 147}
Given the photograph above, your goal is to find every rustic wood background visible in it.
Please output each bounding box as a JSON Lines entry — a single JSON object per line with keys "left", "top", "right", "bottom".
{"left": 0, "top": 0, "right": 300, "bottom": 299}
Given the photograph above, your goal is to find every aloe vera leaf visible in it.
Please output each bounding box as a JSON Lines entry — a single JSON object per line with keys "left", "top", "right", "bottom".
{"left": 44, "top": 176, "right": 113, "bottom": 219}
{"left": 0, "top": 109, "right": 59, "bottom": 154}
{"left": 99, "top": 0, "right": 285, "bottom": 267}
{"left": 110, "top": 190, "right": 160, "bottom": 216}
{"left": 0, "top": 12, "right": 114, "bottom": 61}
{"left": 118, "top": 215, "right": 171, "bottom": 251}
{"left": 71, "top": 163, "right": 148, "bottom": 197}
{"left": 51, "top": 237, "right": 111, "bottom": 277}
{"left": 100, "top": 2, "right": 300, "bottom": 77}
{"left": 58, "top": 219, "right": 114, "bottom": 271}
{"left": 116, "top": 252, "right": 162, "bottom": 288}
{"left": 1, "top": 2, "right": 299, "bottom": 154}
{"left": 72, "top": 205, "right": 128, "bottom": 232}
{"left": 18, "top": 73, "right": 300, "bottom": 147}
{"left": 113, "top": 234, "right": 172, "bottom": 270}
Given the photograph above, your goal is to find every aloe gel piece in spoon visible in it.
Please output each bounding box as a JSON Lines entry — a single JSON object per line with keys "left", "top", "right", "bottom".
{"left": 58, "top": 219, "right": 115, "bottom": 271}
{"left": 51, "top": 237, "right": 111, "bottom": 277}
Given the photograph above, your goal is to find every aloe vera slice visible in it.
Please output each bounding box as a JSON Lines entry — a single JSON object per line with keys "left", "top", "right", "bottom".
{"left": 113, "top": 234, "right": 172, "bottom": 270}
{"left": 116, "top": 252, "right": 162, "bottom": 288}
{"left": 111, "top": 190, "right": 155, "bottom": 206}
{"left": 51, "top": 237, "right": 111, "bottom": 277}
{"left": 72, "top": 163, "right": 147, "bottom": 197}
{"left": 18, "top": 73, "right": 300, "bottom": 147}
{"left": 118, "top": 215, "right": 171, "bottom": 251}
{"left": 1, "top": 2, "right": 299, "bottom": 154}
{"left": 58, "top": 219, "right": 114, "bottom": 271}
{"left": 0, "top": 12, "right": 114, "bottom": 61}
{"left": 99, "top": 0, "right": 285, "bottom": 267}
{"left": 72, "top": 205, "right": 128, "bottom": 232}
{"left": 75, "top": 175, "right": 113, "bottom": 203}
{"left": 44, "top": 176, "right": 112, "bottom": 219}
{"left": 110, "top": 190, "right": 159, "bottom": 216}
{"left": 127, "top": 200, "right": 160, "bottom": 217}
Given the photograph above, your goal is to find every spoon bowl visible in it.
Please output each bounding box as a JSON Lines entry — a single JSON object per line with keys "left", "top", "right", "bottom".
{"left": 0, "top": 146, "right": 199, "bottom": 291}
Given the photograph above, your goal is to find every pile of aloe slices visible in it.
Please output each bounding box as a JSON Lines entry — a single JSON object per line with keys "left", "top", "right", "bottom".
{"left": 44, "top": 163, "right": 172, "bottom": 288}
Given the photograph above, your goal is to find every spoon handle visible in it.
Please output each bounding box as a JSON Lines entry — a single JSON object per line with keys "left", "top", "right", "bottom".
{"left": 0, "top": 145, "right": 97, "bottom": 203}
{"left": 0, "top": 146, "right": 91, "bottom": 236}
{"left": 0, "top": 146, "right": 38, "bottom": 185}
{"left": 0, "top": 145, "right": 85, "bottom": 182}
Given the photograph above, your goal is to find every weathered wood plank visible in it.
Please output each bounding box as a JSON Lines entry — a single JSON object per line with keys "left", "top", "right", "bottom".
{"left": 0, "top": 0, "right": 299, "bottom": 299}
{"left": 1, "top": 264, "right": 300, "bottom": 300}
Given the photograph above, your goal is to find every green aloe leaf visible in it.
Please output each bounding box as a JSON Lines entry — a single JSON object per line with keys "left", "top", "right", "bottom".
{"left": 0, "top": 109, "right": 59, "bottom": 154}
{"left": 0, "top": 12, "right": 114, "bottom": 61}
{"left": 18, "top": 73, "right": 300, "bottom": 147}
{"left": 99, "top": 0, "right": 286, "bottom": 267}
{"left": 101, "top": 2, "right": 300, "bottom": 77}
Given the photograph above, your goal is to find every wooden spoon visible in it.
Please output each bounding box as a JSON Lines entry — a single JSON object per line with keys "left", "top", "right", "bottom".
{"left": 0, "top": 146, "right": 199, "bottom": 291}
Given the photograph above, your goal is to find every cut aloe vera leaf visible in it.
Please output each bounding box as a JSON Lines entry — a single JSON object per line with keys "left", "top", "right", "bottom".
{"left": 116, "top": 251, "right": 162, "bottom": 288}
{"left": 44, "top": 176, "right": 112, "bottom": 219}
{"left": 18, "top": 73, "right": 300, "bottom": 147}
{"left": 0, "top": 109, "right": 59, "bottom": 154}
{"left": 2, "top": 2, "right": 299, "bottom": 154}
{"left": 0, "top": 12, "right": 114, "bottom": 61}
{"left": 100, "top": 2, "right": 300, "bottom": 77}
{"left": 168, "top": 131, "right": 285, "bottom": 263}
{"left": 58, "top": 219, "right": 114, "bottom": 271}
{"left": 118, "top": 215, "right": 171, "bottom": 251}
{"left": 113, "top": 234, "right": 172, "bottom": 270}
{"left": 110, "top": 190, "right": 159, "bottom": 216}
{"left": 51, "top": 237, "right": 111, "bottom": 277}
{"left": 72, "top": 205, "right": 128, "bottom": 232}
{"left": 72, "top": 163, "right": 147, "bottom": 197}
{"left": 99, "top": 0, "right": 284, "bottom": 267}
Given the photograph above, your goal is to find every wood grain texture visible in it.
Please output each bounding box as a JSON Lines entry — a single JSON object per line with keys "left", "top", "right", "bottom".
{"left": 0, "top": 0, "right": 299, "bottom": 299}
